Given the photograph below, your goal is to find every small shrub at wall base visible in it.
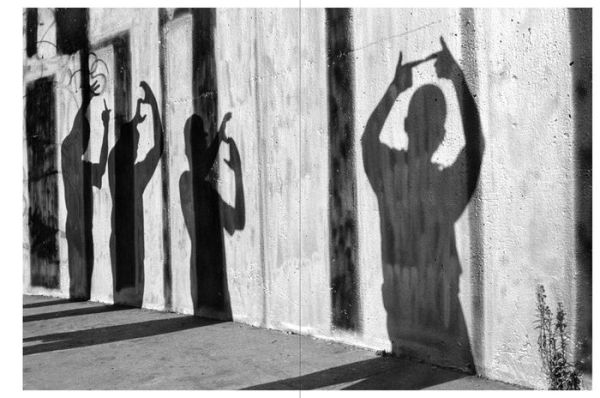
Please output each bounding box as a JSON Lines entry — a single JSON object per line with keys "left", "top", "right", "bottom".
{"left": 535, "top": 285, "right": 582, "bottom": 390}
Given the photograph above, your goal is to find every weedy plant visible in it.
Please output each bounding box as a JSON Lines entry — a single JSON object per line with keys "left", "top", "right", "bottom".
{"left": 535, "top": 285, "right": 582, "bottom": 390}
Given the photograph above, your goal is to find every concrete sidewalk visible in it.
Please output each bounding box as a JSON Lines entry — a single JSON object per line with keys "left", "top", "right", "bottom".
{"left": 23, "top": 294, "right": 521, "bottom": 390}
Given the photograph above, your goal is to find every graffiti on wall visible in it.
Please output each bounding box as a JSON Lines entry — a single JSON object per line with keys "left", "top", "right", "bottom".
{"left": 24, "top": 8, "right": 248, "bottom": 315}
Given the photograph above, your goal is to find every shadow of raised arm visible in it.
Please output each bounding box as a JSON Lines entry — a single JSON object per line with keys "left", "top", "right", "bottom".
{"left": 362, "top": 51, "right": 413, "bottom": 190}
{"left": 135, "top": 81, "right": 164, "bottom": 190}
{"left": 221, "top": 137, "right": 245, "bottom": 235}
{"left": 435, "top": 37, "right": 485, "bottom": 220}
{"left": 88, "top": 100, "right": 110, "bottom": 188}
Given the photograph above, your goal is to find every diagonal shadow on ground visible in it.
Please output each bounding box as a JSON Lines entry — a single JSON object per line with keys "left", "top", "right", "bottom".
{"left": 244, "top": 357, "right": 468, "bottom": 390}
{"left": 23, "top": 305, "right": 132, "bottom": 323}
{"left": 23, "top": 299, "right": 74, "bottom": 309}
{"left": 24, "top": 316, "right": 224, "bottom": 355}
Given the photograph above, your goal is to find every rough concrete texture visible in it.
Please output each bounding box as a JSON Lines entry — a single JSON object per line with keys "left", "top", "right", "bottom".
{"left": 23, "top": 295, "right": 521, "bottom": 390}
{"left": 350, "top": 8, "right": 589, "bottom": 387}
{"left": 23, "top": 8, "right": 591, "bottom": 389}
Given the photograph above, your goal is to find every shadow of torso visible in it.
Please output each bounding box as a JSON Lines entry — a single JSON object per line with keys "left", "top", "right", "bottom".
{"left": 178, "top": 114, "right": 238, "bottom": 319}
{"left": 180, "top": 169, "right": 227, "bottom": 316}
{"left": 369, "top": 143, "right": 474, "bottom": 371}
{"left": 107, "top": 121, "right": 148, "bottom": 307}
{"left": 61, "top": 109, "right": 96, "bottom": 299}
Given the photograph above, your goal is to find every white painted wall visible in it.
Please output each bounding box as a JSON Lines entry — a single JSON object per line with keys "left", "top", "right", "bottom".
{"left": 23, "top": 8, "right": 590, "bottom": 389}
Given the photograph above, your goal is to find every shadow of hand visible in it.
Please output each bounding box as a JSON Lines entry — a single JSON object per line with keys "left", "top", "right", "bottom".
{"left": 224, "top": 138, "right": 241, "bottom": 171}
{"left": 393, "top": 51, "right": 413, "bottom": 92}
{"left": 434, "top": 37, "right": 461, "bottom": 81}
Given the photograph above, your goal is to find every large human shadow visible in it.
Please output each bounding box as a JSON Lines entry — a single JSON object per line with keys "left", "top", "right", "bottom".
{"left": 61, "top": 81, "right": 110, "bottom": 300}
{"left": 361, "top": 37, "right": 484, "bottom": 371}
{"left": 108, "top": 81, "right": 164, "bottom": 307}
{"left": 180, "top": 112, "right": 245, "bottom": 319}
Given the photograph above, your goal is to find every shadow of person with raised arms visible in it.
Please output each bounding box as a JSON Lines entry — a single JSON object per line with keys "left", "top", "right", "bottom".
{"left": 180, "top": 112, "right": 245, "bottom": 319}
{"left": 61, "top": 80, "right": 110, "bottom": 300}
{"left": 361, "top": 37, "right": 485, "bottom": 371}
{"left": 108, "top": 81, "right": 164, "bottom": 307}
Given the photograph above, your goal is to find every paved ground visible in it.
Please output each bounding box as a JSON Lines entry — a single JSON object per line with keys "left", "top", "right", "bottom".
{"left": 23, "top": 294, "right": 522, "bottom": 390}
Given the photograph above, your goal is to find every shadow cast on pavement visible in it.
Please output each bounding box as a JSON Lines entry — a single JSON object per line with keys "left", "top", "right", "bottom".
{"left": 244, "top": 357, "right": 468, "bottom": 390}
{"left": 23, "top": 299, "right": 74, "bottom": 309}
{"left": 23, "top": 305, "right": 133, "bottom": 323}
{"left": 24, "top": 316, "right": 224, "bottom": 355}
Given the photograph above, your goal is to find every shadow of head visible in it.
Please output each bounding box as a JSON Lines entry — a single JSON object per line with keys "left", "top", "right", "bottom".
{"left": 118, "top": 124, "right": 140, "bottom": 159}
{"left": 405, "top": 84, "right": 447, "bottom": 157}
{"left": 184, "top": 114, "right": 210, "bottom": 164}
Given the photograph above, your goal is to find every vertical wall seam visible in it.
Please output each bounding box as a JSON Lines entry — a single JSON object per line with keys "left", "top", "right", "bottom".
{"left": 568, "top": 8, "right": 592, "bottom": 374}
{"left": 298, "top": 1, "right": 303, "bottom": 388}
{"left": 326, "top": 8, "right": 361, "bottom": 332}
{"left": 253, "top": 9, "right": 268, "bottom": 327}
{"left": 80, "top": 10, "right": 92, "bottom": 299}
{"left": 158, "top": 9, "right": 172, "bottom": 312}
{"left": 460, "top": 7, "right": 485, "bottom": 373}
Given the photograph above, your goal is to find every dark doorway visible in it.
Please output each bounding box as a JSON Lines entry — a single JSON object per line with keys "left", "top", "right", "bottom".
{"left": 26, "top": 76, "right": 60, "bottom": 289}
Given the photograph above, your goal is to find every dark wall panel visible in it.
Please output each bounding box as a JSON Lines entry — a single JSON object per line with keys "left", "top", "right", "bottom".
{"left": 26, "top": 76, "right": 60, "bottom": 289}
{"left": 326, "top": 8, "right": 360, "bottom": 331}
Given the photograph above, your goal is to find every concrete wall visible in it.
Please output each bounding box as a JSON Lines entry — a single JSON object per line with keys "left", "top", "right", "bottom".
{"left": 23, "top": 8, "right": 591, "bottom": 389}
